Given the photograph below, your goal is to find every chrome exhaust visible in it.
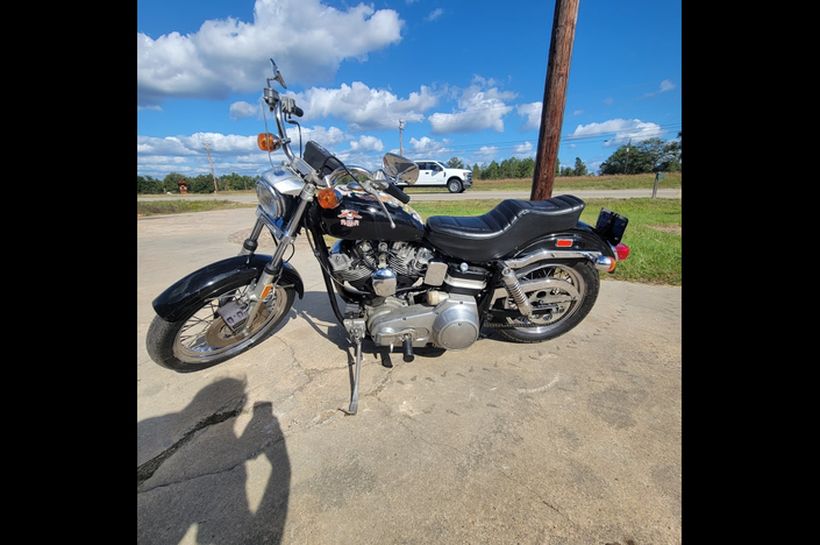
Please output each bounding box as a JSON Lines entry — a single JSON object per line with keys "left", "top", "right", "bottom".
{"left": 595, "top": 255, "right": 616, "bottom": 272}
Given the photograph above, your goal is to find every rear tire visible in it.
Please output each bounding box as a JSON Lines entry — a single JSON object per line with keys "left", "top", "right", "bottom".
{"left": 146, "top": 278, "right": 295, "bottom": 372}
{"left": 447, "top": 178, "right": 463, "bottom": 193}
{"left": 496, "top": 260, "right": 599, "bottom": 344}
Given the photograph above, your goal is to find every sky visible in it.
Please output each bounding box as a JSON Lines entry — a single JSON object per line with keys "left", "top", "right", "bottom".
{"left": 137, "top": 0, "right": 681, "bottom": 178}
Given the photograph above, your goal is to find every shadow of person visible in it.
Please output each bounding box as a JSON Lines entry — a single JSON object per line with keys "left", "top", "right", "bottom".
{"left": 137, "top": 378, "right": 290, "bottom": 545}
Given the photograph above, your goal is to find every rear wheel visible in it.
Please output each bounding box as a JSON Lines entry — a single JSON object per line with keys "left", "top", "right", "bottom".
{"left": 146, "top": 278, "right": 294, "bottom": 372}
{"left": 495, "top": 260, "right": 599, "bottom": 343}
{"left": 447, "top": 178, "right": 463, "bottom": 193}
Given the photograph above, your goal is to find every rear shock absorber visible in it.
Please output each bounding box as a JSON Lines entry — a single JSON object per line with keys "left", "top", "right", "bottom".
{"left": 500, "top": 266, "right": 533, "bottom": 317}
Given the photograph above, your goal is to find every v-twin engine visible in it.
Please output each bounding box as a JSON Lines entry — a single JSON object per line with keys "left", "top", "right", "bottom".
{"left": 366, "top": 293, "right": 480, "bottom": 350}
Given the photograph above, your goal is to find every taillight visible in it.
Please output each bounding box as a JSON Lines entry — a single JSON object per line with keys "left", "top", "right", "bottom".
{"left": 615, "top": 243, "right": 630, "bottom": 261}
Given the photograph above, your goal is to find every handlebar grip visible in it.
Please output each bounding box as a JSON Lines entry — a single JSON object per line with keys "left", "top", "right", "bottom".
{"left": 384, "top": 183, "right": 411, "bottom": 204}
{"left": 292, "top": 105, "right": 304, "bottom": 117}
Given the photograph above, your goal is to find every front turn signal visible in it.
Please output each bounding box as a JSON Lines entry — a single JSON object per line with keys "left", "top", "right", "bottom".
{"left": 257, "top": 132, "right": 281, "bottom": 152}
{"left": 317, "top": 187, "right": 341, "bottom": 209}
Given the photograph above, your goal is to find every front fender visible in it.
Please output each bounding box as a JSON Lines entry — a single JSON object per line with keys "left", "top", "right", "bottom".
{"left": 152, "top": 254, "right": 304, "bottom": 322}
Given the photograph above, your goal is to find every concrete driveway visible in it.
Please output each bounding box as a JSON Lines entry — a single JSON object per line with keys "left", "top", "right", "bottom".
{"left": 137, "top": 208, "right": 681, "bottom": 545}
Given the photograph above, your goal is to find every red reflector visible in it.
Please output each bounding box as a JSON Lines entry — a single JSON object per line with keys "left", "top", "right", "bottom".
{"left": 615, "top": 243, "right": 630, "bottom": 260}
{"left": 556, "top": 239, "right": 573, "bottom": 248}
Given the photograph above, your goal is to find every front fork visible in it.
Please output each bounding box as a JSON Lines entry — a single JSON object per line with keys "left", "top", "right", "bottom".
{"left": 239, "top": 184, "right": 315, "bottom": 333}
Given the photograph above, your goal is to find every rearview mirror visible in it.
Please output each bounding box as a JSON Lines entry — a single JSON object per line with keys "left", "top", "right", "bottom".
{"left": 383, "top": 153, "right": 419, "bottom": 185}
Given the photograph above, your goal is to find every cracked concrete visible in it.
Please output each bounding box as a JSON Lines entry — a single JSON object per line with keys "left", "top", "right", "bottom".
{"left": 138, "top": 208, "right": 681, "bottom": 545}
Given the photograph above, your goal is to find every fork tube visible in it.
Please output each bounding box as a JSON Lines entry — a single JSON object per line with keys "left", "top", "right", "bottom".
{"left": 238, "top": 218, "right": 265, "bottom": 256}
{"left": 242, "top": 184, "right": 314, "bottom": 332}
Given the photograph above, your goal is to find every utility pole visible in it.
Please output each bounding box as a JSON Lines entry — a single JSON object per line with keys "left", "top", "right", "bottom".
{"left": 624, "top": 138, "right": 631, "bottom": 175}
{"left": 203, "top": 141, "right": 219, "bottom": 193}
{"left": 398, "top": 120, "right": 405, "bottom": 157}
{"left": 531, "top": 0, "right": 580, "bottom": 201}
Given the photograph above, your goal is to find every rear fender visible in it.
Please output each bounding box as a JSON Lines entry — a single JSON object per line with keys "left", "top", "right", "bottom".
{"left": 152, "top": 254, "right": 304, "bottom": 322}
{"left": 512, "top": 221, "right": 616, "bottom": 259}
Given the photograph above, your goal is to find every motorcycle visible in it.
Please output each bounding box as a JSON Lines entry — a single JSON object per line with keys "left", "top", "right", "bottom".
{"left": 146, "top": 59, "right": 631, "bottom": 414}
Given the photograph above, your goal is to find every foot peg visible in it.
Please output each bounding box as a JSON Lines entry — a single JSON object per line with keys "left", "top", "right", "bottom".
{"left": 402, "top": 337, "right": 415, "bottom": 363}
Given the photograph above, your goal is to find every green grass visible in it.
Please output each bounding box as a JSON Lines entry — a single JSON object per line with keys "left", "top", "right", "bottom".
{"left": 137, "top": 200, "right": 255, "bottom": 216}
{"left": 403, "top": 171, "right": 682, "bottom": 193}
{"left": 411, "top": 198, "right": 681, "bottom": 286}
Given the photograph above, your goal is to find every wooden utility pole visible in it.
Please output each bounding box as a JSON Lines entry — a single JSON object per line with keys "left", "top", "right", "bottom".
{"left": 398, "top": 120, "right": 405, "bottom": 157}
{"left": 203, "top": 141, "right": 219, "bottom": 193}
{"left": 531, "top": 0, "right": 580, "bottom": 201}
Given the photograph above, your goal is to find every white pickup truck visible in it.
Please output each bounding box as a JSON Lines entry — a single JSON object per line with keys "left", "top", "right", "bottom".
{"left": 398, "top": 160, "right": 473, "bottom": 193}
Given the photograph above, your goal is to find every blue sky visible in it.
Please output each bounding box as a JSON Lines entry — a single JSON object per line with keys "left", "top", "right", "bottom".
{"left": 138, "top": 0, "right": 680, "bottom": 177}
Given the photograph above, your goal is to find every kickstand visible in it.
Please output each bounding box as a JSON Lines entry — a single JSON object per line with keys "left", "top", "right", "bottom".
{"left": 348, "top": 334, "right": 363, "bottom": 415}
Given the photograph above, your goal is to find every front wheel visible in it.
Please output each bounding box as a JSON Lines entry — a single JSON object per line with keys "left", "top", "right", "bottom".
{"left": 495, "top": 260, "right": 599, "bottom": 344}
{"left": 447, "top": 178, "right": 463, "bottom": 193}
{"left": 146, "top": 277, "right": 295, "bottom": 372}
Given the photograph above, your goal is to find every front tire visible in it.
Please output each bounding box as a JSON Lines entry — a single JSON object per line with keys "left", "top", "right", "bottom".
{"left": 146, "top": 278, "right": 295, "bottom": 372}
{"left": 447, "top": 178, "right": 463, "bottom": 193}
{"left": 496, "top": 260, "right": 599, "bottom": 344}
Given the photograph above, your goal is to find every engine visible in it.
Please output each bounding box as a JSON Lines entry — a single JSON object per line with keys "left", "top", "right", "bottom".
{"left": 328, "top": 240, "right": 434, "bottom": 294}
{"left": 330, "top": 240, "right": 489, "bottom": 351}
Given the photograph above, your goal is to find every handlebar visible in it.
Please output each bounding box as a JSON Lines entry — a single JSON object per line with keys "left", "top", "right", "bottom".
{"left": 383, "top": 182, "right": 411, "bottom": 204}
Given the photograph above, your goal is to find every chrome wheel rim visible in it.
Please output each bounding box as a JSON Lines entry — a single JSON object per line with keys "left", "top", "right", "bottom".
{"left": 505, "top": 263, "right": 586, "bottom": 334}
{"left": 172, "top": 284, "right": 287, "bottom": 364}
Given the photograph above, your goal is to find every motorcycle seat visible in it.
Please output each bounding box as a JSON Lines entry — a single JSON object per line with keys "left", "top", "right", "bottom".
{"left": 424, "top": 195, "right": 585, "bottom": 262}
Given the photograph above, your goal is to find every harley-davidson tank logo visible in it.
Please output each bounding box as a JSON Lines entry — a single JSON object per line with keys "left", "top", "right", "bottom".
{"left": 338, "top": 209, "right": 362, "bottom": 227}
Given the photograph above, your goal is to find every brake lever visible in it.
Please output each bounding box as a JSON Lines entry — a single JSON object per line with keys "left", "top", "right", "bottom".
{"left": 361, "top": 180, "right": 396, "bottom": 229}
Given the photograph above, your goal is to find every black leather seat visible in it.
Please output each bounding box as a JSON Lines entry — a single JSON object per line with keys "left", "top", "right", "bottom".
{"left": 424, "top": 195, "right": 585, "bottom": 262}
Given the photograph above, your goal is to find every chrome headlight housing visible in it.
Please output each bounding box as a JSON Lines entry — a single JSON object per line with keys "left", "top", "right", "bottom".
{"left": 256, "top": 179, "right": 288, "bottom": 219}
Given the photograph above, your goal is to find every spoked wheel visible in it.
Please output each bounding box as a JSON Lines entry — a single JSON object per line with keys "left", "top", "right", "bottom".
{"left": 147, "top": 279, "right": 294, "bottom": 372}
{"left": 496, "top": 260, "right": 599, "bottom": 343}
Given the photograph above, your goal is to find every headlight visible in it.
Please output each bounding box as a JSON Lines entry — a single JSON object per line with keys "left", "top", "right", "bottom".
{"left": 256, "top": 179, "right": 287, "bottom": 219}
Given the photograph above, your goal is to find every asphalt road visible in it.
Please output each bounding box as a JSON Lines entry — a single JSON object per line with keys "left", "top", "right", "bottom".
{"left": 137, "top": 207, "right": 681, "bottom": 545}
{"left": 138, "top": 187, "right": 681, "bottom": 203}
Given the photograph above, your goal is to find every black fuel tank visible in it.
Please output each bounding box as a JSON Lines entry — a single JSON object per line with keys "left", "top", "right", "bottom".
{"left": 319, "top": 185, "right": 425, "bottom": 241}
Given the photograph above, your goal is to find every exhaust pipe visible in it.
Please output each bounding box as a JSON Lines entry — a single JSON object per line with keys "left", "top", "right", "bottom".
{"left": 595, "top": 256, "right": 617, "bottom": 273}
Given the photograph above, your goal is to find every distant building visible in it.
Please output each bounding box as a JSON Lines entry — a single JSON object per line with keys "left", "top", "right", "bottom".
{"left": 178, "top": 179, "right": 189, "bottom": 194}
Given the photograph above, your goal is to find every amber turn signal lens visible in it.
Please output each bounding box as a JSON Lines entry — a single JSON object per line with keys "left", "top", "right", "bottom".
{"left": 317, "top": 187, "right": 341, "bottom": 209}
{"left": 257, "top": 132, "right": 280, "bottom": 152}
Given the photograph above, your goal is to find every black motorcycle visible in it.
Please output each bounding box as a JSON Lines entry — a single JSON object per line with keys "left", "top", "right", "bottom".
{"left": 146, "top": 59, "right": 631, "bottom": 414}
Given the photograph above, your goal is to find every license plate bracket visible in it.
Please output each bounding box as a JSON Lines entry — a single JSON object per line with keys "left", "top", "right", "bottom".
{"left": 216, "top": 300, "right": 249, "bottom": 331}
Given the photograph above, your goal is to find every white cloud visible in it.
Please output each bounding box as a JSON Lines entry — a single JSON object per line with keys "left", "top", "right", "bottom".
{"left": 410, "top": 136, "right": 450, "bottom": 156}
{"left": 349, "top": 135, "right": 384, "bottom": 152}
{"left": 426, "top": 8, "right": 444, "bottom": 22}
{"left": 603, "top": 97, "right": 614, "bottom": 106}
{"left": 429, "top": 77, "right": 516, "bottom": 133}
{"left": 138, "top": 0, "right": 403, "bottom": 106}
{"left": 295, "top": 82, "right": 438, "bottom": 130}
{"left": 290, "top": 125, "right": 348, "bottom": 146}
{"left": 229, "top": 101, "right": 259, "bottom": 120}
{"left": 516, "top": 102, "right": 542, "bottom": 129}
{"left": 571, "top": 118, "right": 664, "bottom": 146}
{"left": 514, "top": 141, "right": 533, "bottom": 155}
{"left": 659, "top": 79, "right": 675, "bottom": 92}
{"left": 573, "top": 109, "right": 584, "bottom": 116}
{"left": 137, "top": 125, "right": 360, "bottom": 176}
{"left": 476, "top": 146, "right": 498, "bottom": 159}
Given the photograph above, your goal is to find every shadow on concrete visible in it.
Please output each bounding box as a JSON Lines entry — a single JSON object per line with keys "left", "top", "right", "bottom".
{"left": 137, "top": 378, "right": 290, "bottom": 545}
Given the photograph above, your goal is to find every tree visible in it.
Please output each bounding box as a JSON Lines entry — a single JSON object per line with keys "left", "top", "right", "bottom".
{"left": 599, "top": 138, "right": 672, "bottom": 175}
{"left": 446, "top": 157, "right": 465, "bottom": 169}
{"left": 559, "top": 166, "right": 574, "bottom": 177}
{"left": 162, "top": 172, "right": 187, "bottom": 193}
{"left": 472, "top": 163, "right": 481, "bottom": 180}
{"left": 137, "top": 175, "right": 163, "bottom": 194}
{"left": 573, "top": 157, "right": 588, "bottom": 176}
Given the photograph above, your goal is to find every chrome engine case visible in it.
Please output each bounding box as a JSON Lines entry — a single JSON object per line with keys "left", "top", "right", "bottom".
{"left": 366, "top": 294, "right": 480, "bottom": 350}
